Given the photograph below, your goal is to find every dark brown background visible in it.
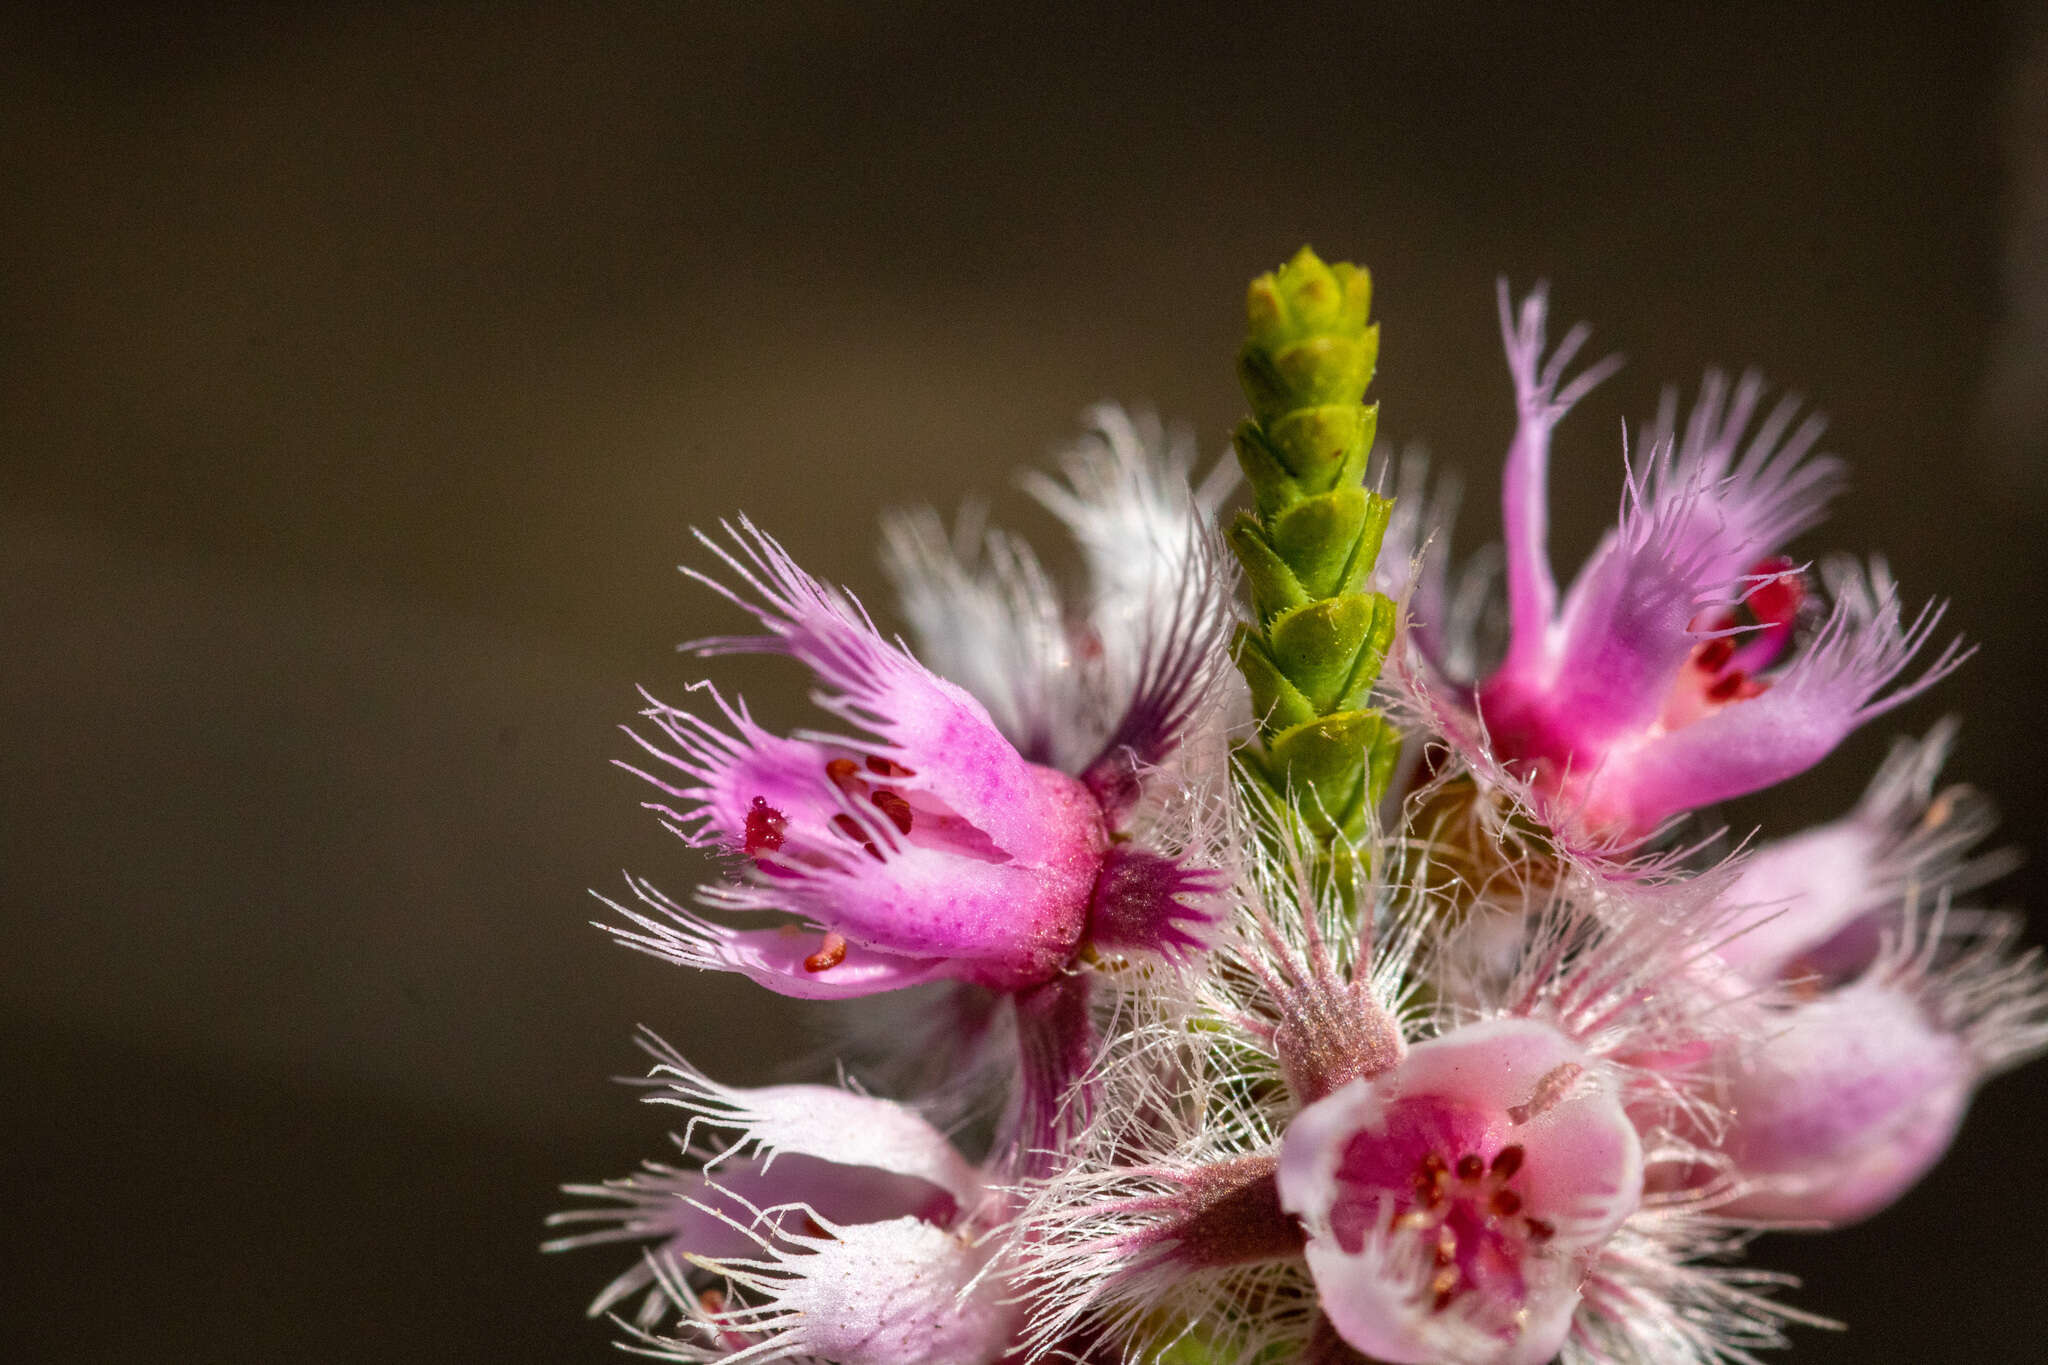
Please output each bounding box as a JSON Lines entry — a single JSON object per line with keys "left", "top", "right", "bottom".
{"left": 5, "top": 3, "right": 2044, "bottom": 1361}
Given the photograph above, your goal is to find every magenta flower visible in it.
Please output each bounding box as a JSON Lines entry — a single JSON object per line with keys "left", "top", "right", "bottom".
{"left": 1278, "top": 1019, "right": 1644, "bottom": 1364}
{"left": 1426, "top": 287, "right": 1967, "bottom": 842}
{"left": 607, "top": 516, "right": 1225, "bottom": 999}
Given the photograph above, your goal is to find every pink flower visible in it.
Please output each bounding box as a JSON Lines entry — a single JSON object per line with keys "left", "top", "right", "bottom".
{"left": 1428, "top": 287, "right": 1966, "bottom": 842}
{"left": 1712, "top": 974, "right": 1976, "bottom": 1225}
{"left": 1688, "top": 893, "right": 2048, "bottom": 1229}
{"left": 1015, "top": 812, "right": 1808, "bottom": 1364}
{"left": 1683, "top": 730, "right": 2048, "bottom": 1224}
{"left": 548, "top": 1033, "right": 1018, "bottom": 1364}
{"left": 1277, "top": 1019, "right": 1644, "bottom": 1364}
{"left": 606, "top": 518, "right": 1224, "bottom": 999}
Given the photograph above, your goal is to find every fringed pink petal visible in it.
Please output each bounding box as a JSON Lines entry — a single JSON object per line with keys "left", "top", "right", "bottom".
{"left": 1627, "top": 370, "right": 1842, "bottom": 592}
{"left": 1576, "top": 561, "right": 1969, "bottom": 833}
{"left": 551, "top": 1035, "right": 993, "bottom": 1340}
{"left": 1486, "top": 529, "right": 1715, "bottom": 759}
{"left": 595, "top": 875, "right": 956, "bottom": 1000}
{"left": 685, "top": 517, "right": 1093, "bottom": 865}
{"left": 547, "top": 1153, "right": 966, "bottom": 1323}
{"left": 1025, "top": 405, "right": 1227, "bottom": 709}
{"left": 667, "top": 1216, "right": 1017, "bottom": 1365}
{"left": 1495, "top": 282, "right": 1623, "bottom": 684}
{"left": 1716, "top": 721, "right": 2013, "bottom": 985}
{"left": 881, "top": 504, "right": 1077, "bottom": 768}
{"left": 888, "top": 403, "right": 1238, "bottom": 791}
{"left": 626, "top": 1033, "right": 983, "bottom": 1205}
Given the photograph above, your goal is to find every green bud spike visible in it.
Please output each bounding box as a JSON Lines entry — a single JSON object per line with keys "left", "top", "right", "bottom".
{"left": 1227, "top": 247, "right": 1400, "bottom": 844}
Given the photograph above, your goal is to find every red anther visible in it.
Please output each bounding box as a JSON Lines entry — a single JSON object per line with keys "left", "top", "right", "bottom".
{"left": 864, "top": 754, "right": 915, "bottom": 778}
{"left": 1693, "top": 636, "right": 1737, "bottom": 674}
{"left": 803, "top": 931, "right": 848, "bottom": 972}
{"left": 825, "top": 757, "right": 867, "bottom": 796}
{"left": 698, "top": 1288, "right": 726, "bottom": 1314}
{"left": 1705, "top": 669, "right": 1751, "bottom": 702}
{"left": 1745, "top": 556, "right": 1806, "bottom": 628}
{"left": 871, "top": 788, "right": 915, "bottom": 835}
{"left": 1524, "top": 1217, "right": 1556, "bottom": 1242}
{"left": 1455, "top": 1153, "right": 1485, "bottom": 1182}
{"left": 1489, "top": 1144, "right": 1525, "bottom": 1180}
{"left": 742, "top": 797, "right": 788, "bottom": 855}
{"left": 1490, "top": 1188, "right": 1523, "bottom": 1217}
{"left": 830, "top": 813, "right": 885, "bottom": 861}
{"left": 1705, "top": 671, "right": 1768, "bottom": 704}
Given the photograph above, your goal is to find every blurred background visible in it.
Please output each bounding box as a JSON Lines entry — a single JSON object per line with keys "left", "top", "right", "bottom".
{"left": 5, "top": 2, "right": 2045, "bottom": 1360}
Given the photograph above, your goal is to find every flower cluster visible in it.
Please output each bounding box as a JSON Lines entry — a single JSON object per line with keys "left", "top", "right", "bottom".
{"left": 552, "top": 249, "right": 2046, "bottom": 1364}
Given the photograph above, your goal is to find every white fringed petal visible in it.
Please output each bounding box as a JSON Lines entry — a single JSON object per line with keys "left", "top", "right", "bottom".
{"left": 690, "top": 1216, "right": 1016, "bottom": 1365}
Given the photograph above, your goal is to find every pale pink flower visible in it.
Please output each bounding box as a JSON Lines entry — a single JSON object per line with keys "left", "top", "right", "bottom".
{"left": 1016, "top": 816, "right": 1811, "bottom": 1365}
{"left": 547, "top": 1032, "right": 1018, "bottom": 1364}
{"left": 1714, "top": 721, "right": 2011, "bottom": 987}
{"left": 1679, "top": 729, "right": 2048, "bottom": 1223}
{"left": 1278, "top": 1018, "right": 1643, "bottom": 1364}
{"left": 1712, "top": 971, "right": 1976, "bottom": 1225}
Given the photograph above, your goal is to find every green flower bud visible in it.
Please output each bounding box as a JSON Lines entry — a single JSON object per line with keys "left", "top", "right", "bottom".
{"left": 1227, "top": 247, "right": 1402, "bottom": 844}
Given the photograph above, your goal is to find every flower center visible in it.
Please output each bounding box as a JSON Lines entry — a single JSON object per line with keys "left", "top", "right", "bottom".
{"left": 740, "top": 752, "right": 1014, "bottom": 874}
{"left": 1663, "top": 556, "right": 1806, "bottom": 728}
{"left": 1398, "top": 1142, "right": 1555, "bottom": 1313}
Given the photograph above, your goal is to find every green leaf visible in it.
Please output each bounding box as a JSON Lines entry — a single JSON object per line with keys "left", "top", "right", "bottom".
{"left": 1234, "top": 627, "right": 1318, "bottom": 735}
{"left": 1269, "top": 597, "right": 1376, "bottom": 713}
{"left": 1228, "top": 515, "right": 1309, "bottom": 623}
